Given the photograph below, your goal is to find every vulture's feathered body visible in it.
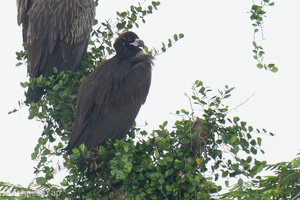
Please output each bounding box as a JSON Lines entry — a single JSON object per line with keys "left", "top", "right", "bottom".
{"left": 66, "top": 32, "right": 153, "bottom": 153}
{"left": 17, "top": 0, "right": 95, "bottom": 101}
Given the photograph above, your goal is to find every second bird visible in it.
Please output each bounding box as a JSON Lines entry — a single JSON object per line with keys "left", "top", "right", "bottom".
{"left": 17, "top": 0, "right": 95, "bottom": 101}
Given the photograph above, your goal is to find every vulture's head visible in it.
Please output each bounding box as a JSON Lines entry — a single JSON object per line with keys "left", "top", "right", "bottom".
{"left": 114, "top": 31, "right": 145, "bottom": 58}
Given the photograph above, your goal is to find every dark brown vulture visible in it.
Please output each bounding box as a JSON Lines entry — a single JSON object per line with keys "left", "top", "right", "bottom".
{"left": 17, "top": 0, "right": 95, "bottom": 101}
{"left": 66, "top": 31, "right": 153, "bottom": 154}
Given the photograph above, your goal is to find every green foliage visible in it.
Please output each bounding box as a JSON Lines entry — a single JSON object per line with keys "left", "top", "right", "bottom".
{"left": 62, "top": 129, "right": 219, "bottom": 199}
{"left": 115, "top": 1, "right": 160, "bottom": 30}
{"left": 89, "top": 1, "right": 181, "bottom": 62}
{"left": 6, "top": 74, "right": 275, "bottom": 199}
{"left": 15, "top": 42, "right": 28, "bottom": 68}
{"left": 187, "top": 81, "right": 270, "bottom": 181}
{"left": 252, "top": 42, "right": 278, "bottom": 72}
{"left": 57, "top": 81, "right": 271, "bottom": 199}
{"left": 145, "top": 33, "right": 185, "bottom": 55}
{"left": 20, "top": 69, "right": 89, "bottom": 191}
{"left": 250, "top": 0, "right": 278, "bottom": 72}
{"left": 258, "top": 157, "right": 300, "bottom": 199}
{"left": 221, "top": 155, "right": 300, "bottom": 199}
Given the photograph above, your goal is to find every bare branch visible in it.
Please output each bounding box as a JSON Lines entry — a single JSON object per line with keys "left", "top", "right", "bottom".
{"left": 228, "top": 92, "right": 256, "bottom": 113}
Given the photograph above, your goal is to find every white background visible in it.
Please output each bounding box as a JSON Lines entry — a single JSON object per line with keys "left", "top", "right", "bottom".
{"left": 0, "top": 0, "right": 299, "bottom": 187}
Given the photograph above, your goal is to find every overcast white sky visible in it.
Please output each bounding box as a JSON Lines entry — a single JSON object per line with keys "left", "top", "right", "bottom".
{"left": 1, "top": 0, "right": 300, "bottom": 187}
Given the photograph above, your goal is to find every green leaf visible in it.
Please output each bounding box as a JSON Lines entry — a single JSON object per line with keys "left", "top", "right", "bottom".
{"left": 233, "top": 116, "right": 240, "bottom": 123}
{"left": 250, "top": 147, "right": 258, "bottom": 155}
{"left": 116, "top": 22, "right": 126, "bottom": 30}
{"left": 53, "top": 84, "right": 60, "bottom": 91}
{"left": 31, "top": 152, "right": 37, "bottom": 160}
{"left": 124, "top": 162, "right": 133, "bottom": 173}
{"left": 161, "top": 42, "right": 166, "bottom": 52}
{"left": 271, "top": 66, "right": 278, "bottom": 73}
{"left": 38, "top": 137, "right": 47, "bottom": 145}
{"left": 79, "top": 143, "right": 87, "bottom": 152}
{"left": 155, "top": 151, "right": 159, "bottom": 158}
{"left": 250, "top": 139, "right": 257, "bottom": 146}
{"left": 112, "top": 169, "right": 126, "bottom": 180}
{"left": 36, "top": 177, "right": 46, "bottom": 185}
{"left": 166, "top": 185, "right": 173, "bottom": 191}
{"left": 166, "top": 156, "right": 173, "bottom": 162}
{"left": 122, "top": 143, "right": 129, "bottom": 153}
{"left": 72, "top": 147, "right": 80, "bottom": 154}
{"left": 152, "top": 1, "right": 161, "bottom": 9}
{"left": 257, "top": 137, "right": 262, "bottom": 146}
{"left": 60, "top": 179, "right": 68, "bottom": 187}
{"left": 167, "top": 38, "right": 172, "bottom": 47}
{"left": 15, "top": 62, "right": 23, "bottom": 67}
{"left": 40, "top": 156, "right": 47, "bottom": 163}
{"left": 98, "top": 145, "right": 108, "bottom": 156}
{"left": 222, "top": 170, "right": 229, "bottom": 178}
{"left": 130, "top": 13, "right": 137, "bottom": 21}
{"left": 173, "top": 34, "right": 178, "bottom": 41}
{"left": 237, "top": 178, "right": 243, "bottom": 186}
{"left": 20, "top": 81, "right": 29, "bottom": 88}
{"left": 231, "top": 145, "right": 239, "bottom": 154}
{"left": 257, "top": 63, "right": 263, "bottom": 69}
{"left": 61, "top": 136, "right": 69, "bottom": 142}
{"left": 225, "top": 180, "right": 229, "bottom": 187}
{"left": 248, "top": 126, "right": 253, "bottom": 132}
{"left": 36, "top": 75, "right": 43, "bottom": 83}
{"left": 88, "top": 40, "right": 95, "bottom": 45}
{"left": 165, "top": 168, "right": 174, "bottom": 176}
{"left": 230, "top": 136, "right": 237, "bottom": 144}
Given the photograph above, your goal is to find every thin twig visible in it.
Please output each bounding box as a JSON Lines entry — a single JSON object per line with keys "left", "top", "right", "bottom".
{"left": 184, "top": 93, "right": 195, "bottom": 120}
{"left": 292, "top": 191, "right": 300, "bottom": 200}
{"left": 228, "top": 92, "right": 256, "bottom": 113}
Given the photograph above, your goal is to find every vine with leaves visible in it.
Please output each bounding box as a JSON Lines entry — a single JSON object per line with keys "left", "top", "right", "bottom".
{"left": 250, "top": 0, "right": 278, "bottom": 72}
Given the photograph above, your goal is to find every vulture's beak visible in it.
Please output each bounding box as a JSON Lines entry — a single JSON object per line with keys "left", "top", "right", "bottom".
{"left": 130, "top": 38, "right": 144, "bottom": 48}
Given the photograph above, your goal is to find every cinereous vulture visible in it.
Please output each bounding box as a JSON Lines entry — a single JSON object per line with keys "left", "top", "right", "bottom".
{"left": 66, "top": 31, "right": 153, "bottom": 154}
{"left": 17, "top": 0, "right": 95, "bottom": 101}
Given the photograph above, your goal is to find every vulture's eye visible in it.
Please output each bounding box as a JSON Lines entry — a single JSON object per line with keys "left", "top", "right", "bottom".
{"left": 127, "top": 37, "right": 133, "bottom": 42}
